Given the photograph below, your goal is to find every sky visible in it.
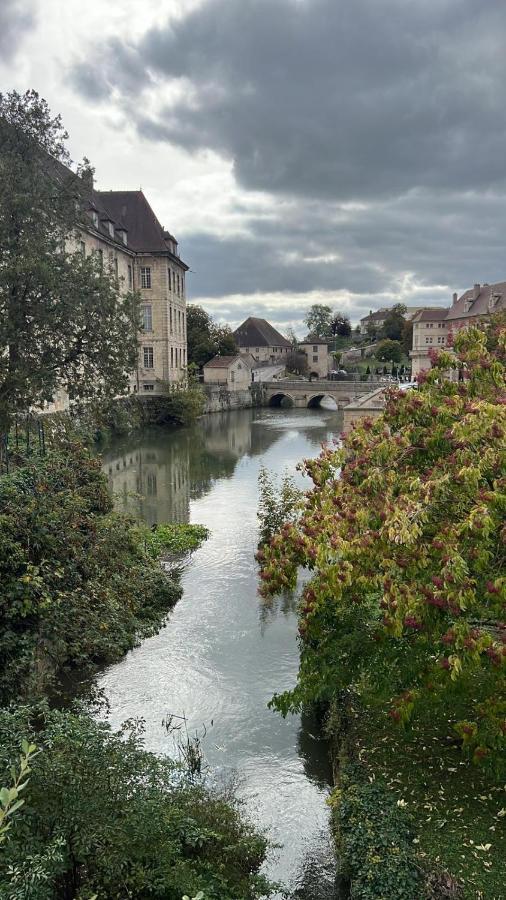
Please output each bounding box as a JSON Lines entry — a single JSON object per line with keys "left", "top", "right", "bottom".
{"left": 2, "top": 0, "right": 506, "bottom": 335}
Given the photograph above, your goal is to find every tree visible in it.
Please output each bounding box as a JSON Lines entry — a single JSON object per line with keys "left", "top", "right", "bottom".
{"left": 381, "top": 303, "right": 407, "bottom": 342}
{"left": 401, "top": 318, "right": 414, "bottom": 356}
{"left": 285, "top": 326, "right": 299, "bottom": 346}
{"left": 0, "top": 90, "right": 138, "bottom": 431}
{"left": 285, "top": 350, "right": 308, "bottom": 376}
{"left": 304, "top": 304, "right": 333, "bottom": 338}
{"left": 377, "top": 339, "right": 403, "bottom": 363}
{"left": 186, "top": 305, "right": 237, "bottom": 368}
{"left": 258, "top": 318, "right": 506, "bottom": 765}
{"left": 331, "top": 313, "right": 352, "bottom": 338}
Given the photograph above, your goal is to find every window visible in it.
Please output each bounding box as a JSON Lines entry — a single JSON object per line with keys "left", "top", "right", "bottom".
{"left": 177, "top": 273, "right": 180, "bottom": 295}
{"left": 140, "top": 267, "right": 151, "bottom": 289}
{"left": 313, "top": 345, "right": 318, "bottom": 352}
{"left": 231, "top": 370, "right": 235, "bottom": 383}
{"left": 91, "top": 211, "right": 99, "bottom": 228}
{"left": 181, "top": 274, "right": 185, "bottom": 296}
{"left": 114, "top": 257, "right": 118, "bottom": 279}
{"left": 170, "top": 347, "right": 174, "bottom": 368}
{"left": 141, "top": 305, "right": 153, "bottom": 332}
{"left": 80, "top": 241, "right": 86, "bottom": 256}
{"left": 143, "top": 346, "right": 154, "bottom": 369}
{"left": 183, "top": 348, "right": 186, "bottom": 365}
{"left": 170, "top": 306, "right": 173, "bottom": 332}
{"left": 313, "top": 355, "right": 318, "bottom": 362}
{"left": 168, "top": 268, "right": 172, "bottom": 291}
{"left": 178, "top": 310, "right": 181, "bottom": 332}
{"left": 425, "top": 337, "right": 433, "bottom": 344}
{"left": 128, "top": 265, "right": 132, "bottom": 288}
{"left": 107, "top": 221, "right": 114, "bottom": 238}
{"left": 95, "top": 248, "right": 103, "bottom": 269}
{"left": 143, "top": 383, "right": 154, "bottom": 391}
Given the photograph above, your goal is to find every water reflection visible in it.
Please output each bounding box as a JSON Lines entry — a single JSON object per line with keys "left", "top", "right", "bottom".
{"left": 99, "top": 407, "right": 343, "bottom": 898}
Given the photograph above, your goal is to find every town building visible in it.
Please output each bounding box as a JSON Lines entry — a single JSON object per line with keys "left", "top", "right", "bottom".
{"left": 359, "top": 306, "right": 441, "bottom": 335}
{"left": 203, "top": 355, "right": 253, "bottom": 390}
{"left": 233, "top": 317, "right": 292, "bottom": 363}
{"left": 298, "top": 338, "right": 330, "bottom": 379}
{"left": 409, "top": 282, "right": 505, "bottom": 377}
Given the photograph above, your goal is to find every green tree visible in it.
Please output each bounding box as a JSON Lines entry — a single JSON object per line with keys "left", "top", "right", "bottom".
{"left": 304, "top": 304, "right": 333, "bottom": 338}
{"left": 258, "top": 319, "right": 506, "bottom": 765}
{"left": 285, "top": 350, "right": 308, "bottom": 376}
{"left": 0, "top": 90, "right": 138, "bottom": 431}
{"left": 331, "top": 313, "right": 352, "bottom": 338}
{"left": 186, "top": 305, "right": 237, "bottom": 368}
{"left": 381, "top": 304, "right": 407, "bottom": 341}
{"left": 401, "top": 318, "right": 414, "bottom": 356}
{"left": 377, "top": 339, "right": 403, "bottom": 363}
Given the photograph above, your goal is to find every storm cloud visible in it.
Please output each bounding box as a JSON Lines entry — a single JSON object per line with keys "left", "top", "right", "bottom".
{"left": 68, "top": 0, "right": 506, "bottom": 322}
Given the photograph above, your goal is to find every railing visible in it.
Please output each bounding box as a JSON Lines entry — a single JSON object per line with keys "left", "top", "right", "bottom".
{"left": 0, "top": 416, "right": 47, "bottom": 475}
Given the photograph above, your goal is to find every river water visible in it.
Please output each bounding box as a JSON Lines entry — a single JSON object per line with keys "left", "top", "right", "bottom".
{"left": 99, "top": 406, "right": 342, "bottom": 898}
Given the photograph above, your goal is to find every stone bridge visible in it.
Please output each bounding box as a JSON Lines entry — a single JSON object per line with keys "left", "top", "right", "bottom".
{"left": 262, "top": 379, "right": 384, "bottom": 409}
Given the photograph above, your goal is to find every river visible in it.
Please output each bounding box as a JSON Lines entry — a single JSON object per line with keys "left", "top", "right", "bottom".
{"left": 99, "top": 406, "right": 343, "bottom": 899}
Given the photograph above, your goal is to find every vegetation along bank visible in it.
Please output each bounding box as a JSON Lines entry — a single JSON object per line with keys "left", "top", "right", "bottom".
{"left": 258, "top": 318, "right": 506, "bottom": 898}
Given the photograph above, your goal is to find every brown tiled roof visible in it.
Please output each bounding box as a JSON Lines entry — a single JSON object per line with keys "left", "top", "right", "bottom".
{"left": 95, "top": 190, "right": 188, "bottom": 268}
{"left": 412, "top": 308, "right": 449, "bottom": 323}
{"left": 203, "top": 354, "right": 246, "bottom": 368}
{"left": 233, "top": 317, "right": 291, "bottom": 348}
{"left": 446, "top": 282, "right": 506, "bottom": 321}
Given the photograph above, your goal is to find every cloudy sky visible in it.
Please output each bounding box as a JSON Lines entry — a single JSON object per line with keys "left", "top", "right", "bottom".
{"left": 2, "top": 0, "right": 506, "bottom": 334}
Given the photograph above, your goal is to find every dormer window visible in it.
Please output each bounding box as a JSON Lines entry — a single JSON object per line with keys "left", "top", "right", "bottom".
{"left": 102, "top": 219, "right": 115, "bottom": 238}
{"left": 117, "top": 228, "right": 128, "bottom": 246}
{"left": 91, "top": 210, "right": 99, "bottom": 228}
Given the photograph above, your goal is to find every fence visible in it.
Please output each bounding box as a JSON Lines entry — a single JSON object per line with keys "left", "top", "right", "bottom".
{"left": 0, "top": 416, "right": 47, "bottom": 474}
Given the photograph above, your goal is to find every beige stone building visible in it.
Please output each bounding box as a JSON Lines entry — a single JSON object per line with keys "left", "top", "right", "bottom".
{"left": 410, "top": 282, "right": 505, "bottom": 377}
{"left": 43, "top": 176, "right": 188, "bottom": 411}
{"left": 203, "top": 354, "right": 252, "bottom": 390}
{"left": 298, "top": 339, "right": 330, "bottom": 379}
{"left": 233, "top": 317, "right": 292, "bottom": 363}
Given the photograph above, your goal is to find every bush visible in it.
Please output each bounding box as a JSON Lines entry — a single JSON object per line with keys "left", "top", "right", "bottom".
{"left": 0, "top": 705, "right": 274, "bottom": 899}
{"left": 0, "top": 445, "right": 182, "bottom": 702}
{"left": 331, "top": 763, "right": 423, "bottom": 899}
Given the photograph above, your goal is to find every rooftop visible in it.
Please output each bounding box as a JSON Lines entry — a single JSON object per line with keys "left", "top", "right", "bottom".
{"left": 203, "top": 355, "right": 249, "bottom": 368}
{"left": 234, "top": 317, "right": 291, "bottom": 349}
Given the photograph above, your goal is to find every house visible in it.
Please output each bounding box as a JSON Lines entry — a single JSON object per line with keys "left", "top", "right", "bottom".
{"left": 409, "top": 282, "right": 505, "bottom": 377}
{"left": 298, "top": 338, "right": 330, "bottom": 379}
{"left": 409, "top": 309, "right": 449, "bottom": 377}
{"left": 203, "top": 355, "right": 252, "bottom": 390}
{"left": 359, "top": 306, "right": 441, "bottom": 336}
{"left": 233, "top": 317, "right": 292, "bottom": 363}
{"left": 42, "top": 166, "right": 188, "bottom": 412}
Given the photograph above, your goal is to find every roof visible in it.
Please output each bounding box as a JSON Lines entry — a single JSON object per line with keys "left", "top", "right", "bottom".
{"left": 412, "top": 308, "right": 449, "bottom": 323}
{"left": 203, "top": 354, "right": 250, "bottom": 369}
{"left": 300, "top": 334, "right": 332, "bottom": 345}
{"left": 360, "top": 308, "right": 388, "bottom": 323}
{"left": 446, "top": 282, "right": 506, "bottom": 321}
{"left": 95, "top": 190, "right": 188, "bottom": 268}
{"left": 233, "top": 317, "right": 291, "bottom": 348}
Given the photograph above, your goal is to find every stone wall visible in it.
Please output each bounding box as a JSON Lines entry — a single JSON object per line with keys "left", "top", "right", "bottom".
{"left": 202, "top": 384, "right": 258, "bottom": 414}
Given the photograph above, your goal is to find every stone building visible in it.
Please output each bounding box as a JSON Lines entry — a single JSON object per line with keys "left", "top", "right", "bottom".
{"left": 233, "top": 317, "right": 292, "bottom": 363}
{"left": 298, "top": 339, "right": 330, "bottom": 379}
{"left": 203, "top": 354, "right": 252, "bottom": 390}
{"left": 409, "top": 282, "right": 505, "bottom": 377}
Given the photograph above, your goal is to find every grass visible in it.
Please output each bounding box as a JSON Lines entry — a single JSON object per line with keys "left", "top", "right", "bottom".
{"left": 344, "top": 701, "right": 506, "bottom": 899}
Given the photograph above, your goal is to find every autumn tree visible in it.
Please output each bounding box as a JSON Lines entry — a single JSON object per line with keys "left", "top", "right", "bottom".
{"left": 0, "top": 90, "right": 138, "bottom": 431}
{"left": 258, "top": 319, "right": 506, "bottom": 765}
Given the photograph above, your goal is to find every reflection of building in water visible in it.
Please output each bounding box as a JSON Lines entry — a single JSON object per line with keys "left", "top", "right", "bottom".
{"left": 104, "top": 442, "right": 190, "bottom": 527}
{"left": 201, "top": 412, "right": 253, "bottom": 459}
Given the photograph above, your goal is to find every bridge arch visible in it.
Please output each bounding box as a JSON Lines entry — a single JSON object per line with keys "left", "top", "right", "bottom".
{"left": 268, "top": 392, "right": 294, "bottom": 408}
{"left": 307, "top": 393, "right": 339, "bottom": 409}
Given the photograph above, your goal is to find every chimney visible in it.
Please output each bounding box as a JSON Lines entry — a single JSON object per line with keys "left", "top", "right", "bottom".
{"left": 452, "top": 292, "right": 458, "bottom": 305}
{"left": 473, "top": 283, "right": 480, "bottom": 300}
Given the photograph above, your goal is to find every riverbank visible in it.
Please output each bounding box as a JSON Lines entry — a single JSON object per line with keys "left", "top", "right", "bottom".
{"left": 327, "top": 693, "right": 506, "bottom": 899}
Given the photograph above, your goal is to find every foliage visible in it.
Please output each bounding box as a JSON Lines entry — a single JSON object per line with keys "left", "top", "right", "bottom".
{"left": 0, "top": 705, "right": 274, "bottom": 900}
{"left": 402, "top": 318, "right": 414, "bottom": 356}
{"left": 139, "top": 523, "right": 210, "bottom": 559}
{"left": 156, "top": 379, "right": 206, "bottom": 426}
{"left": 331, "top": 313, "right": 352, "bottom": 338}
{"left": 285, "top": 350, "right": 308, "bottom": 376}
{"left": 0, "top": 445, "right": 182, "bottom": 702}
{"left": 0, "top": 90, "right": 138, "bottom": 431}
{"left": 376, "top": 339, "right": 403, "bottom": 363}
{"left": 187, "top": 305, "right": 237, "bottom": 369}
{"left": 257, "top": 466, "right": 302, "bottom": 548}
{"left": 258, "top": 318, "right": 506, "bottom": 765}
{"left": 380, "top": 303, "right": 408, "bottom": 342}
{"left": 330, "top": 763, "right": 424, "bottom": 899}
{"left": 303, "top": 304, "right": 333, "bottom": 338}
{"left": 0, "top": 741, "right": 38, "bottom": 845}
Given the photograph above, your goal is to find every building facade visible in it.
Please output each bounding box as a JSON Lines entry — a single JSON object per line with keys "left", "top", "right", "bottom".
{"left": 298, "top": 339, "right": 330, "bottom": 379}
{"left": 409, "top": 282, "right": 505, "bottom": 377}
{"left": 233, "top": 317, "right": 292, "bottom": 363}
{"left": 203, "top": 355, "right": 252, "bottom": 390}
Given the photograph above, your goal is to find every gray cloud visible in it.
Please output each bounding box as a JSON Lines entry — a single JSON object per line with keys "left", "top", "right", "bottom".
{"left": 69, "top": 0, "right": 506, "bottom": 317}
{"left": 0, "top": 0, "right": 35, "bottom": 61}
